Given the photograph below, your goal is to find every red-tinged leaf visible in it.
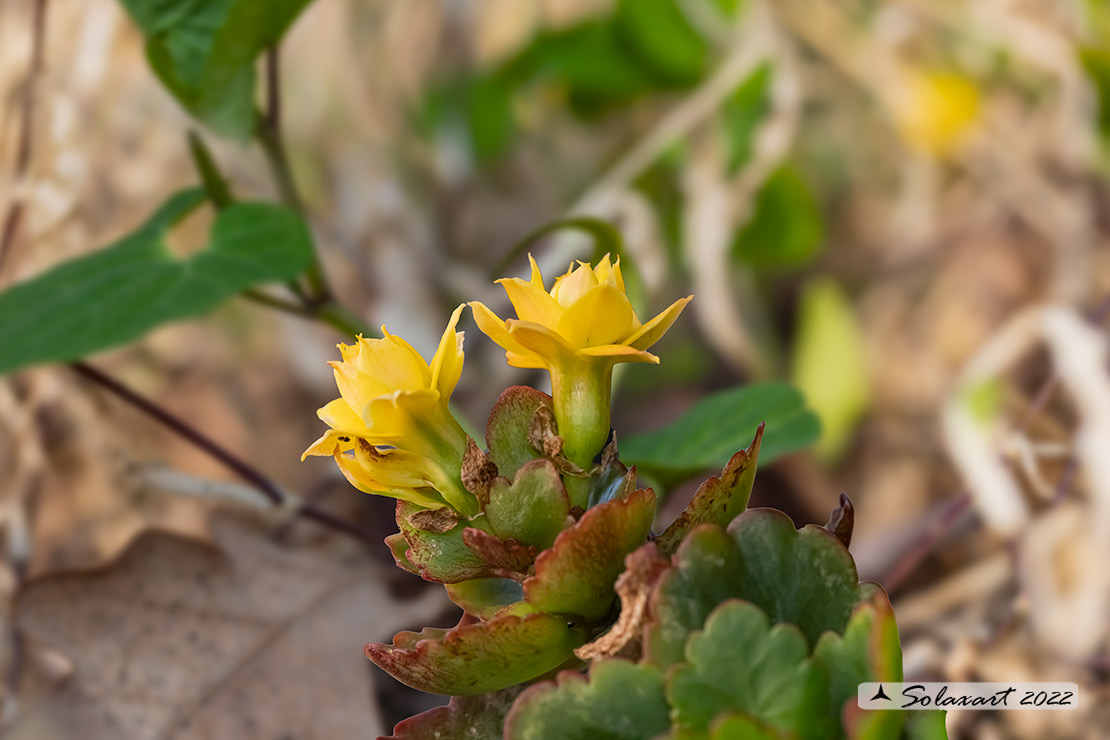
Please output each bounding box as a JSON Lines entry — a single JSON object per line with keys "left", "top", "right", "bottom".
{"left": 463, "top": 528, "right": 537, "bottom": 577}
{"left": 655, "top": 424, "right": 763, "bottom": 554}
{"left": 383, "top": 687, "right": 524, "bottom": 740}
{"left": 485, "top": 459, "right": 573, "bottom": 549}
{"left": 396, "top": 502, "right": 496, "bottom": 583}
{"left": 486, "top": 386, "right": 553, "bottom": 479}
{"left": 385, "top": 532, "right": 421, "bottom": 577}
{"left": 523, "top": 488, "right": 657, "bottom": 620}
{"left": 366, "top": 612, "right": 585, "bottom": 695}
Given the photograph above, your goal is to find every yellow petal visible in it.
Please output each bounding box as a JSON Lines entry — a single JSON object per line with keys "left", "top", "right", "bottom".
{"left": 469, "top": 301, "right": 537, "bottom": 359}
{"left": 551, "top": 261, "right": 599, "bottom": 308}
{"left": 556, "top": 283, "right": 636, "bottom": 348}
{"left": 356, "top": 332, "right": 432, "bottom": 393}
{"left": 316, "top": 397, "right": 364, "bottom": 432}
{"left": 430, "top": 304, "right": 465, "bottom": 400}
{"left": 592, "top": 253, "right": 626, "bottom": 294}
{"left": 505, "top": 350, "right": 547, "bottom": 369}
{"left": 579, "top": 345, "right": 660, "bottom": 364}
{"left": 362, "top": 389, "right": 441, "bottom": 442}
{"left": 528, "top": 254, "right": 546, "bottom": 289}
{"left": 624, "top": 295, "right": 693, "bottom": 350}
{"left": 498, "top": 277, "right": 564, "bottom": 327}
{"left": 301, "top": 428, "right": 356, "bottom": 460}
{"left": 334, "top": 448, "right": 444, "bottom": 508}
{"left": 505, "top": 319, "right": 579, "bottom": 370}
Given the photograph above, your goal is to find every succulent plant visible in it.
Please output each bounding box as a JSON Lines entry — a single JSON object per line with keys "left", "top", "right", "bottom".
{"left": 303, "top": 253, "right": 948, "bottom": 739}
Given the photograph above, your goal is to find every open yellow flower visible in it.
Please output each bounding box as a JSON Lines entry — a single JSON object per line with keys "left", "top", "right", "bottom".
{"left": 303, "top": 305, "right": 474, "bottom": 513}
{"left": 470, "top": 255, "right": 691, "bottom": 477}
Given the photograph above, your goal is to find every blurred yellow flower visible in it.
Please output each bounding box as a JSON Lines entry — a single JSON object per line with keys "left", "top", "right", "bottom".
{"left": 470, "top": 254, "right": 690, "bottom": 478}
{"left": 303, "top": 305, "right": 474, "bottom": 513}
{"left": 469, "top": 254, "right": 691, "bottom": 371}
{"left": 889, "top": 69, "right": 980, "bottom": 156}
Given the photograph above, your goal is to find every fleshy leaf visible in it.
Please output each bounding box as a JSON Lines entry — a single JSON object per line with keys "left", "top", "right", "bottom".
{"left": 485, "top": 460, "right": 572, "bottom": 549}
{"left": 904, "top": 711, "right": 949, "bottom": 740}
{"left": 725, "top": 509, "right": 865, "bottom": 648}
{"left": 655, "top": 424, "right": 763, "bottom": 554}
{"left": 620, "top": 382, "right": 819, "bottom": 475}
{"left": 446, "top": 578, "right": 525, "bottom": 619}
{"left": 396, "top": 502, "right": 495, "bottom": 583}
{"left": 661, "top": 713, "right": 793, "bottom": 740}
{"left": 385, "top": 532, "right": 421, "bottom": 577}
{"left": 366, "top": 612, "right": 585, "bottom": 695}
{"left": 0, "top": 190, "right": 315, "bottom": 376}
{"left": 644, "top": 524, "right": 747, "bottom": 669}
{"left": 667, "top": 600, "right": 831, "bottom": 738}
{"left": 523, "top": 488, "right": 656, "bottom": 620}
{"left": 504, "top": 660, "right": 670, "bottom": 740}
{"left": 486, "top": 386, "right": 554, "bottom": 479}
{"left": 384, "top": 686, "right": 523, "bottom": 740}
{"left": 587, "top": 442, "right": 637, "bottom": 508}
{"left": 815, "top": 592, "right": 904, "bottom": 740}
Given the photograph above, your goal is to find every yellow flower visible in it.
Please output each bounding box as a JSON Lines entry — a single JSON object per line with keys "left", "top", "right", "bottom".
{"left": 470, "top": 254, "right": 690, "bottom": 481}
{"left": 303, "top": 305, "right": 474, "bottom": 513}
{"left": 889, "top": 69, "right": 980, "bottom": 157}
{"left": 469, "top": 254, "right": 691, "bottom": 371}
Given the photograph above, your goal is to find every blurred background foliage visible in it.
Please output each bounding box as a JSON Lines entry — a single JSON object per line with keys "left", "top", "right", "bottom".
{"left": 2, "top": 0, "right": 1110, "bottom": 737}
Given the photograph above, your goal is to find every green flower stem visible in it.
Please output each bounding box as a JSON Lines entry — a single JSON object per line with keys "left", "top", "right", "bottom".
{"left": 551, "top": 361, "right": 612, "bottom": 509}
{"left": 416, "top": 413, "right": 478, "bottom": 517}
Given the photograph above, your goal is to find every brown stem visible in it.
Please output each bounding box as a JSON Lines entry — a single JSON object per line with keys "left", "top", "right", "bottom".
{"left": 70, "top": 361, "right": 376, "bottom": 544}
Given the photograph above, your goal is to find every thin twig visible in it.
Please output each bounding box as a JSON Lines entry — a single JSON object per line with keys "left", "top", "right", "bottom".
{"left": 0, "top": 0, "right": 48, "bottom": 275}
{"left": 70, "top": 361, "right": 376, "bottom": 544}
{"left": 882, "top": 493, "right": 973, "bottom": 594}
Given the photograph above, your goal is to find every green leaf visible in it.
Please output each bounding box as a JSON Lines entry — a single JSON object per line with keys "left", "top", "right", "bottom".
{"left": 0, "top": 190, "right": 314, "bottom": 376}
{"left": 619, "top": 382, "right": 820, "bottom": 476}
{"left": 722, "top": 64, "right": 773, "bottom": 174}
{"left": 386, "top": 687, "right": 524, "bottom": 740}
{"left": 644, "top": 524, "right": 748, "bottom": 669}
{"left": 445, "top": 578, "right": 524, "bottom": 619}
{"left": 366, "top": 612, "right": 585, "bottom": 696}
{"left": 732, "top": 167, "right": 823, "bottom": 267}
{"left": 486, "top": 386, "right": 552, "bottom": 480}
{"left": 904, "top": 711, "right": 949, "bottom": 740}
{"left": 505, "top": 660, "right": 671, "bottom": 740}
{"left": 117, "top": 0, "right": 313, "bottom": 138}
{"left": 612, "top": 0, "right": 709, "bottom": 88}
{"left": 790, "top": 279, "right": 870, "bottom": 461}
{"left": 655, "top": 424, "right": 762, "bottom": 554}
{"left": 523, "top": 488, "right": 656, "bottom": 620}
{"left": 725, "top": 509, "right": 865, "bottom": 648}
{"left": 667, "top": 601, "right": 831, "bottom": 738}
{"left": 395, "top": 502, "right": 495, "bottom": 583}
{"left": 485, "top": 460, "right": 573, "bottom": 549}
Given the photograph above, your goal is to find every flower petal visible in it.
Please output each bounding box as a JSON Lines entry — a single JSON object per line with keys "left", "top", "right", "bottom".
{"left": 578, "top": 345, "right": 660, "bottom": 364}
{"left": 334, "top": 448, "right": 444, "bottom": 508}
{"left": 498, "top": 277, "right": 563, "bottom": 327}
{"left": 551, "top": 261, "right": 599, "bottom": 308}
{"left": 316, "top": 397, "right": 364, "bottom": 432}
{"left": 623, "top": 295, "right": 693, "bottom": 350}
{"left": 301, "top": 428, "right": 356, "bottom": 460}
{"left": 555, "top": 283, "right": 636, "bottom": 348}
{"left": 505, "top": 320, "right": 578, "bottom": 370}
{"left": 468, "top": 301, "right": 539, "bottom": 361}
{"left": 362, "top": 389, "right": 441, "bottom": 441}
{"left": 430, "top": 304, "right": 466, "bottom": 400}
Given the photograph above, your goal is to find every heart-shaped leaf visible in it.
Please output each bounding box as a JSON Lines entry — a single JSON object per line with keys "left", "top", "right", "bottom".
{"left": 724, "top": 509, "right": 865, "bottom": 648}
{"left": 485, "top": 460, "right": 572, "bottom": 549}
{"left": 0, "top": 190, "right": 315, "bottom": 376}
{"left": 366, "top": 612, "right": 585, "bottom": 695}
{"left": 384, "top": 686, "right": 524, "bottom": 740}
{"left": 659, "top": 713, "right": 793, "bottom": 740}
{"left": 462, "top": 528, "right": 537, "bottom": 576}
{"left": 523, "top": 488, "right": 656, "bottom": 620}
{"left": 504, "top": 660, "right": 670, "bottom": 740}
{"left": 667, "top": 600, "right": 831, "bottom": 738}
{"left": 486, "top": 386, "right": 554, "bottom": 479}
{"left": 655, "top": 424, "right": 763, "bottom": 554}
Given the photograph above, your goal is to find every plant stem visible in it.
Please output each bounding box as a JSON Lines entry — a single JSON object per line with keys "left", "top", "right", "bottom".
{"left": 70, "top": 361, "right": 376, "bottom": 544}
{"left": 187, "top": 130, "right": 234, "bottom": 210}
